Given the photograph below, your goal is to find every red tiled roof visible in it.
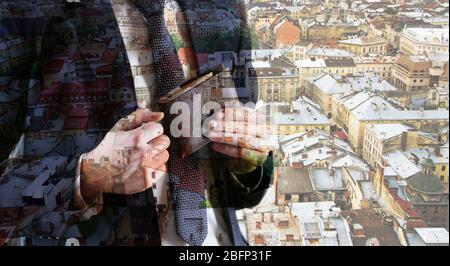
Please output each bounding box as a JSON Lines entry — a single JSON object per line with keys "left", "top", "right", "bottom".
{"left": 405, "top": 219, "right": 428, "bottom": 232}
{"left": 81, "top": 9, "right": 103, "bottom": 17}
{"left": 63, "top": 117, "right": 89, "bottom": 130}
{"left": 42, "top": 79, "right": 110, "bottom": 95}
{"left": 333, "top": 130, "right": 348, "bottom": 140}
{"left": 0, "top": 226, "right": 15, "bottom": 246}
{"left": 43, "top": 59, "right": 65, "bottom": 73}
{"left": 96, "top": 64, "right": 113, "bottom": 73}
{"left": 390, "top": 191, "right": 418, "bottom": 218}
{"left": 71, "top": 49, "right": 83, "bottom": 60}
{"left": 53, "top": 46, "right": 70, "bottom": 57}
{"left": 67, "top": 105, "right": 89, "bottom": 117}
{"left": 99, "top": 50, "right": 117, "bottom": 64}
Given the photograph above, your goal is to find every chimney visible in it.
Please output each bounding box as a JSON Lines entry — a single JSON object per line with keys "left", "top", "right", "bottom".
{"left": 400, "top": 131, "right": 408, "bottom": 151}
{"left": 291, "top": 161, "right": 305, "bottom": 168}
{"left": 434, "top": 146, "right": 441, "bottom": 157}
{"left": 256, "top": 221, "right": 261, "bottom": 230}
{"left": 352, "top": 224, "right": 365, "bottom": 238}
{"left": 328, "top": 167, "right": 335, "bottom": 176}
{"left": 419, "top": 107, "right": 424, "bottom": 117}
{"left": 314, "top": 209, "right": 323, "bottom": 218}
{"left": 372, "top": 102, "right": 378, "bottom": 111}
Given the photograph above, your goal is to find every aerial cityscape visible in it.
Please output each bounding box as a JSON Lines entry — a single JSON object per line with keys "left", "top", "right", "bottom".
{"left": 0, "top": 0, "right": 449, "bottom": 246}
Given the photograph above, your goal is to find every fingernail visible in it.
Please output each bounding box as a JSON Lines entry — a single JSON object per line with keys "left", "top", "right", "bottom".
{"left": 153, "top": 154, "right": 161, "bottom": 160}
{"left": 216, "top": 111, "right": 224, "bottom": 119}
{"left": 209, "top": 120, "right": 217, "bottom": 130}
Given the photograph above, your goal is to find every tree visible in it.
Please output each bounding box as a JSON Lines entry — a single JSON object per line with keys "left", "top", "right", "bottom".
{"left": 384, "top": 7, "right": 398, "bottom": 15}
{"left": 395, "top": 22, "right": 406, "bottom": 32}
{"left": 193, "top": 27, "right": 260, "bottom": 53}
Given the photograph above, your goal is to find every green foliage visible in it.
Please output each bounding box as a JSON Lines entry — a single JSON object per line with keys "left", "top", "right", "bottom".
{"left": 384, "top": 7, "right": 397, "bottom": 15}
{"left": 395, "top": 22, "right": 406, "bottom": 32}
{"left": 193, "top": 27, "right": 259, "bottom": 53}
{"left": 170, "top": 34, "right": 184, "bottom": 50}
{"left": 424, "top": 104, "right": 439, "bottom": 110}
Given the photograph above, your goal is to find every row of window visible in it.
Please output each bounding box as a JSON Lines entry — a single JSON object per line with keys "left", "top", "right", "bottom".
{"left": 40, "top": 95, "right": 109, "bottom": 103}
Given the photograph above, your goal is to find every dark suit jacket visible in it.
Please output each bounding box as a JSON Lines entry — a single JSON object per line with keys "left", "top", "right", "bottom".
{"left": 0, "top": 0, "right": 272, "bottom": 245}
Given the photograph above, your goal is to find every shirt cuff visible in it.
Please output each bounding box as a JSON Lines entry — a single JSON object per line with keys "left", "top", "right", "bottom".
{"left": 73, "top": 153, "right": 103, "bottom": 221}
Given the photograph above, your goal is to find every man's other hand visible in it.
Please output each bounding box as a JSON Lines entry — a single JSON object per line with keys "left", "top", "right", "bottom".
{"left": 206, "top": 107, "right": 272, "bottom": 175}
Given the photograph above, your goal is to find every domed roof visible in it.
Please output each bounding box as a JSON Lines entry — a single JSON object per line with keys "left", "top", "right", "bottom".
{"left": 420, "top": 158, "right": 435, "bottom": 168}
{"left": 407, "top": 172, "right": 444, "bottom": 194}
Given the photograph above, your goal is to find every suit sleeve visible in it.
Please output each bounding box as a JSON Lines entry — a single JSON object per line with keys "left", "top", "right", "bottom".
{"left": 226, "top": 152, "right": 274, "bottom": 209}
{"left": 0, "top": 4, "right": 90, "bottom": 226}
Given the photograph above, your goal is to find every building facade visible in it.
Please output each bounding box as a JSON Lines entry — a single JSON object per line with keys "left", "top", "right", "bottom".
{"left": 399, "top": 27, "right": 449, "bottom": 56}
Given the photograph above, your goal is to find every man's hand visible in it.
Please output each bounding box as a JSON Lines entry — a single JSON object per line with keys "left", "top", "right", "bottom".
{"left": 79, "top": 108, "right": 170, "bottom": 204}
{"left": 206, "top": 107, "right": 272, "bottom": 175}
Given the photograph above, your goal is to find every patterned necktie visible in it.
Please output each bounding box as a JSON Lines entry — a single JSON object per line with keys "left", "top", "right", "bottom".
{"left": 134, "top": 0, "right": 207, "bottom": 246}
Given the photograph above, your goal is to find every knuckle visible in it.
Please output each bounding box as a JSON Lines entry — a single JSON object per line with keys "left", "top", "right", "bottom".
{"left": 158, "top": 134, "right": 171, "bottom": 144}
{"left": 143, "top": 121, "right": 164, "bottom": 134}
{"left": 135, "top": 108, "right": 145, "bottom": 116}
{"left": 153, "top": 122, "right": 164, "bottom": 132}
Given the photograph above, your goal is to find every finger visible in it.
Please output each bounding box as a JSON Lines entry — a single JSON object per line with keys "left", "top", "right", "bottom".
{"left": 208, "top": 119, "right": 270, "bottom": 137}
{"left": 117, "top": 109, "right": 164, "bottom": 131}
{"left": 214, "top": 107, "right": 266, "bottom": 122}
{"left": 142, "top": 150, "right": 169, "bottom": 169}
{"left": 135, "top": 122, "right": 165, "bottom": 151}
{"left": 211, "top": 143, "right": 268, "bottom": 164}
{"left": 207, "top": 132, "right": 272, "bottom": 152}
{"left": 147, "top": 135, "right": 171, "bottom": 157}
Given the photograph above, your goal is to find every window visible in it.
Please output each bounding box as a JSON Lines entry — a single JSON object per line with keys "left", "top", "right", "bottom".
{"left": 441, "top": 165, "right": 446, "bottom": 171}
{"left": 303, "top": 222, "right": 322, "bottom": 238}
{"left": 255, "top": 235, "right": 265, "bottom": 245}
{"left": 278, "top": 221, "right": 289, "bottom": 228}
{"left": 286, "top": 235, "right": 294, "bottom": 242}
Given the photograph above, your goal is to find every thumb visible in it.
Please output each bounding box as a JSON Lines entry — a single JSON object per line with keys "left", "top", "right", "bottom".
{"left": 116, "top": 109, "right": 164, "bottom": 131}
